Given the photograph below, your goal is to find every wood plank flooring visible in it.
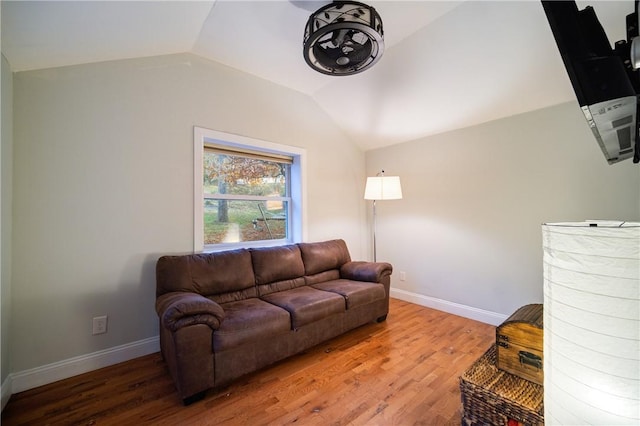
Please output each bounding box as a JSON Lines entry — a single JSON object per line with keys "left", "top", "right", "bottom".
{"left": 2, "top": 299, "right": 496, "bottom": 425}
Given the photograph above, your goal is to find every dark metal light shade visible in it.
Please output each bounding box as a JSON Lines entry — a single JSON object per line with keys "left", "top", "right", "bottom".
{"left": 304, "top": 1, "right": 384, "bottom": 76}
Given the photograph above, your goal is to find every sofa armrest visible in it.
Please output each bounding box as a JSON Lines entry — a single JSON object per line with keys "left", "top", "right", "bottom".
{"left": 156, "top": 292, "right": 225, "bottom": 332}
{"left": 340, "top": 261, "right": 393, "bottom": 283}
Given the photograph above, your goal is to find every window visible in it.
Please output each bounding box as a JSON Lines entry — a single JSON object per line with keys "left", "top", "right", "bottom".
{"left": 194, "top": 127, "right": 306, "bottom": 251}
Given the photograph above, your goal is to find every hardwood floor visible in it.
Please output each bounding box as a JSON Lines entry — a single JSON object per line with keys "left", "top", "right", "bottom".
{"left": 2, "top": 299, "right": 496, "bottom": 425}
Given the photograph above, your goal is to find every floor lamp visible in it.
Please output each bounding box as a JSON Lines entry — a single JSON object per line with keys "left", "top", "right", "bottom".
{"left": 364, "top": 170, "right": 402, "bottom": 262}
{"left": 542, "top": 221, "right": 639, "bottom": 425}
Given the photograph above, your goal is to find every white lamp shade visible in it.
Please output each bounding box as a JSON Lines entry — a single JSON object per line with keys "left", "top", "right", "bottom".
{"left": 542, "top": 221, "right": 640, "bottom": 425}
{"left": 364, "top": 176, "right": 403, "bottom": 200}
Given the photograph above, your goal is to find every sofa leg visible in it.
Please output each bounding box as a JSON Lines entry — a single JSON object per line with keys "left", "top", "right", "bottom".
{"left": 376, "top": 314, "right": 388, "bottom": 323}
{"left": 183, "top": 391, "right": 206, "bottom": 406}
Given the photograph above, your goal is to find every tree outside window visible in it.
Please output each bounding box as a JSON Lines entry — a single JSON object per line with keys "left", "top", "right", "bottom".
{"left": 203, "top": 148, "right": 291, "bottom": 244}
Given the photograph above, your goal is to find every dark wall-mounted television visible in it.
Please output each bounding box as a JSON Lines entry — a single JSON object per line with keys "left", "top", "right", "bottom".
{"left": 542, "top": 0, "right": 640, "bottom": 164}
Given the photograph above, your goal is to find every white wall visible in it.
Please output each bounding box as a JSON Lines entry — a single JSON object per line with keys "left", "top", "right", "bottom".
{"left": 366, "top": 102, "right": 640, "bottom": 319}
{"left": 10, "top": 53, "right": 367, "bottom": 374}
{"left": 1, "top": 53, "right": 14, "bottom": 394}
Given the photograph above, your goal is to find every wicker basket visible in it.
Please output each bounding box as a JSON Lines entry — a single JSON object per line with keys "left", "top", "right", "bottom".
{"left": 460, "top": 345, "right": 543, "bottom": 426}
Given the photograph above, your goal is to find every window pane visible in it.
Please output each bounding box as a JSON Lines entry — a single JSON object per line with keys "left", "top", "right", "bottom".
{"left": 203, "top": 152, "right": 288, "bottom": 197}
{"left": 204, "top": 199, "right": 288, "bottom": 244}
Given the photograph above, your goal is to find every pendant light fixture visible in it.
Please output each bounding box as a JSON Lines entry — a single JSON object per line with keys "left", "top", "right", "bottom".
{"left": 303, "top": 1, "right": 384, "bottom": 76}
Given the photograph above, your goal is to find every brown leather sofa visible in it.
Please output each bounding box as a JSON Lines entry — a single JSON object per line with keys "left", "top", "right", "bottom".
{"left": 155, "top": 239, "right": 392, "bottom": 404}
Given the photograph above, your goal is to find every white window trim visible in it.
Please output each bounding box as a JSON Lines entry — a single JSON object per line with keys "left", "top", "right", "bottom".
{"left": 194, "top": 127, "right": 307, "bottom": 252}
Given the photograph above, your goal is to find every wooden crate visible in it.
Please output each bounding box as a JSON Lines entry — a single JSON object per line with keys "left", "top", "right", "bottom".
{"left": 460, "top": 345, "right": 544, "bottom": 426}
{"left": 496, "top": 304, "right": 543, "bottom": 385}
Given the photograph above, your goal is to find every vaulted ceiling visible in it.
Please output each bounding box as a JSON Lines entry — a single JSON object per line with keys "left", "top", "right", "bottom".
{"left": 1, "top": 1, "right": 634, "bottom": 150}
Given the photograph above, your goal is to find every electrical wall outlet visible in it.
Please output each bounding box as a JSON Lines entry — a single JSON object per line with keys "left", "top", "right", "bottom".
{"left": 399, "top": 271, "right": 406, "bottom": 281}
{"left": 92, "top": 315, "right": 108, "bottom": 335}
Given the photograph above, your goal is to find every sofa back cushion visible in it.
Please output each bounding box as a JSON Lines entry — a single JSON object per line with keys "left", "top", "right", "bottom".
{"left": 157, "top": 255, "right": 192, "bottom": 296}
{"left": 156, "top": 249, "right": 257, "bottom": 302}
{"left": 299, "top": 239, "right": 351, "bottom": 276}
{"left": 251, "top": 244, "right": 306, "bottom": 295}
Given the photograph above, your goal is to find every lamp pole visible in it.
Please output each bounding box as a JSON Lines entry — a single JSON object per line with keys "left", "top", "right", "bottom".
{"left": 372, "top": 199, "right": 377, "bottom": 262}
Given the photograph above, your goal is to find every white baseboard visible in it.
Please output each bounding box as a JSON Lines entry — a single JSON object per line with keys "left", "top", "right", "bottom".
{"left": 390, "top": 288, "right": 507, "bottom": 326}
{"left": 7, "top": 336, "right": 160, "bottom": 398}
{"left": 1, "top": 375, "right": 12, "bottom": 411}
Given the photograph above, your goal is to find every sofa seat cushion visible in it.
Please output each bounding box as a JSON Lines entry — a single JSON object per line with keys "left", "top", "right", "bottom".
{"left": 261, "top": 286, "right": 345, "bottom": 329}
{"left": 214, "top": 298, "right": 291, "bottom": 352}
{"left": 312, "top": 279, "right": 386, "bottom": 309}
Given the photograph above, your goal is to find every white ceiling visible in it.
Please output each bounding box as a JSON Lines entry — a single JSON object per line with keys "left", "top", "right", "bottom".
{"left": 1, "top": 0, "right": 635, "bottom": 150}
